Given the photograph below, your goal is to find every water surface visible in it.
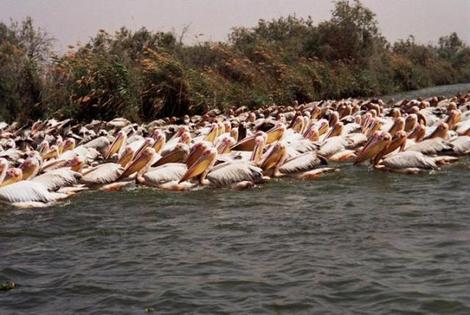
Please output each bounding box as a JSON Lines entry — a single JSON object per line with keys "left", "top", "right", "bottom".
{"left": 1, "top": 161, "right": 470, "bottom": 314}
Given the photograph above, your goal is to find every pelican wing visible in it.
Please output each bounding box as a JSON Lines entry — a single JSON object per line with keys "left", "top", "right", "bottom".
{"left": 143, "top": 163, "right": 187, "bottom": 186}
{"left": 32, "top": 168, "right": 82, "bottom": 191}
{"left": 83, "top": 136, "right": 111, "bottom": 154}
{"left": 318, "top": 136, "right": 346, "bottom": 157}
{"left": 81, "top": 163, "right": 124, "bottom": 185}
{"left": 344, "top": 133, "right": 368, "bottom": 149}
{"left": 60, "top": 146, "right": 101, "bottom": 162}
{"left": 406, "top": 138, "right": 452, "bottom": 155}
{"left": 0, "top": 181, "right": 67, "bottom": 203}
{"left": 455, "top": 120, "right": 470, "bottom": 135}
{"left": 382, "top": 151, "right": 438, "bottom": 170}
{"left": 207, "top": 161, "right": 263, "bottom": 186}
{"left": 280, "top": 152, "right": 327, "bottom": 174}
{"left": 450, "top": 136, "right": 470, "bottom": 155}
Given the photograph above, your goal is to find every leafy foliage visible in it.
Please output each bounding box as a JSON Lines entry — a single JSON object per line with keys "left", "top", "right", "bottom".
{"left": 1, "top": 1, "right": 470, "bottom": 123}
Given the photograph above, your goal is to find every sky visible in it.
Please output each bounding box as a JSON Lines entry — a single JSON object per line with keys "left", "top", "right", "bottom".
{"left": 1, "top": 0, "right": 469, "bottom": 52}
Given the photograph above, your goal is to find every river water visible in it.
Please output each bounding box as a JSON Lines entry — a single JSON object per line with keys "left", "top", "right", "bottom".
{"left": 1, "top": 84, "right": 470, "bottom": 314}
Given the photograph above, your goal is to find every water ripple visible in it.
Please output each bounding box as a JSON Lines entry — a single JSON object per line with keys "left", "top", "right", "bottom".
{"left": 1, "top": 159, "right": 470, "bottom": 314}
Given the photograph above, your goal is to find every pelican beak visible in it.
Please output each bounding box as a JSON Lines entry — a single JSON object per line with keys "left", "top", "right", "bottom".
{"left": 38, "top": 142, "right": 49, "bottom": 156}
{"left": 250, "top": 136, "right": 266, "bottom": 164}
{"left": 232, "top": 136, "right": 256, "bottom": 151}
{"left": 179, "top": 148, "right": 217, "bottom": 183}
{"left": 62, "top": 139, "right": 76, "bottom": 153}
{"left": 19, "top": 159, "right": 40, "bottom": 180}
{"left": 230, "top": 128, "right": 239, "bottom": 142}
{"left": 326, "top": 122, "right": 343, "bottom": 139}
{"left": 67, "top": 157, "right": 84, "bottom": 173}
{"left": 121, "top": 147, "right": 155, "bottom": 178}
{"left": 42, "top": 146, "right": 60, "bottom": 160}
{"left": 260, "top": 143, "right": 287, "bottom": 171}
{"left": 153, "top": 133, "right": 166, "bottom": 153}
{"left": 205, "top": 123, "right": 219, "bottom": 143}
{"left": 292, "top": 117, "right": 304, "bottom": 134}
{"left": 317, "top": 121, "right": 329, "bottom": 136}
{"left": 106, "top": 131, "right": 126, "bottom": 159}
{"left": 118, "top": 147, "right": 135, "bottom": 167}
{"left": 376, "top": 131, "right": 407, "bottom": 162}
{"left": 133, "top": 138, "right": 155, "bottom": 162}
{"left": 154, "top": 144, "right": 189, "bottom": 167}
{"left": 354, "top": 132, "right": 391, "bottom": 165}
{"left": 186, "top": 143, "right": 208, "bottom": 167}
{"left": 304, "top": 125, "right": 319, "bottom": 141}
{"left": 266, "top": 124, "right": 285, "bottom": 144}
{"left": 1, "top": 168, "right": 23, "bottom": 186}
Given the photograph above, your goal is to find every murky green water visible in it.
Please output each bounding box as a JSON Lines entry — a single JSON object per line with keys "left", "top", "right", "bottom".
{"left": 1, "top": 162, "right": 470, "bottom": 314}
{"left": 1, "top": 84, "right": 470, "bottom": 314}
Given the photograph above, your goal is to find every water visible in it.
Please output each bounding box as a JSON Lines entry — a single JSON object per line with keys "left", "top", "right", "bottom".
{"left": 381, "top": 83, "right": 470, "bottom": 101}
{"left": 2, "top": 83, "right": 470, "bottom": 314}
{"left": 1, "top": 160, "right": 470, "bottom": 314}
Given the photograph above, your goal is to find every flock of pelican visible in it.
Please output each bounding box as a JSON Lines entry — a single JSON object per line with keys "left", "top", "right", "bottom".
{"left": 0, "top": 92, "right": 469, "bottom": 208}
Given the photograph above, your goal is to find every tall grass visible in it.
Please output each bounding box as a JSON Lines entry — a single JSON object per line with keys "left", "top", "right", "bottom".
{"left": 1, "top": 1, "right": 470, "bottom": 123}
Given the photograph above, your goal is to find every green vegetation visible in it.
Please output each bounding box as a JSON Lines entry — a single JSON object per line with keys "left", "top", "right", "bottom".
{"left": 1, "top": 0, "right": 470, "bottom": 123}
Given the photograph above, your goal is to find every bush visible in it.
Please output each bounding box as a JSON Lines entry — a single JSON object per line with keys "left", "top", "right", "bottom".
{"left": 1, "top": 1, "right": 470, "bottom": 123}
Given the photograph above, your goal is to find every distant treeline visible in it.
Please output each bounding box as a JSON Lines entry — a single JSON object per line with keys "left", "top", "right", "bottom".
{"left": 1, "top": 0, "right": 470, "bottom": 123}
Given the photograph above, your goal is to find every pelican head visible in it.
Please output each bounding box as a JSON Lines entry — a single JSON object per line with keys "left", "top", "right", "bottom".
{"left": 429, "top": 122, "right": 449, "bottom": 139}
{"left": 389, "top": 117, "right": 405, "bottom": 136}
{"left": 133, "top": 138, "right": 155, "bottom": 162}
{"left": 310, "top": 106, "right": 321, "bottom": 120}
{"left": 404, "top": 114, "right": 418, "bottom": 133}
{"left": 118, "top": 146, "right": 135, "bottom": 167}
{"left": 328, "top": 111, "right": 339, "bottom": 127}
{"left": 259, "top": 142, "right": 287, "bottom": 171}
{"left": 19, "top": 158, "right": 40, "bottom": 180}
{"left": 445, "top": 109, "right": 461, "bottom": 130}
{"left": 61, "top": 138, "right": 76, "bottom": 153}
{"left": 326, "top": 122, "right": 343, "bottom": 139}
{"left": 152, "top": 130, "right": 166, "bottom": 153}
{"left": 223, "top": 121, "right": 232, "bottom": 133}
{"left": 67, "top": 156, "right": 84, "bottom": 173}
{"left": 179, "top": 131, "right": 192, "bottom": 144}
{"left": 105, "top": 131, "right": 127, "bottom": 159}
{"left": 316, "top": 120, "right": 330, "bottom": 136}
{"left": 291, "top": 116, "right": 304, "bottom": 134}
{"left": 205, "top": 123, "right": 219, "bottom": 143}
{"left": 230, "top": 128, "right": 239, "bottom": 142}
{"left": 251, "top": 135, "right": 267, "bottom": 164}
{"left": 408, "top": 123, "right": 426, "bottom": 142}
{"left": 376, "top": 130, "right": 408, "bottom": 162}
{"left": 179, "top": 148, "right": 217, "bottom": 183}
{"left": 186, "top": 142, "right": 209, "bottom": 168}
{"left": 121, "top": 147, "right": 156, "bottom": 178}
{"left": 354, "top": 131, "right": 391, "bottom": 165}
{"left": 154, "top": 143, "right": 190, "bottom": 167}
{"left": 42, "top": 145, "right": 60, "bottom": 160}
{"left": 1, "top": 168, "right": 23, "bottom": 186}
{"left": 304, "top": 125, "right": 319, "bottom": 142}
{"left": 232, "top": 131, "right": 266, "bottom": 151}
{"left": 391, "top": 108, "right": 401, "bottom": 119}
{"left": 266, "top": 123, "right": 285, "bottom": 144}
{"left": 175, "top": 126, "right": 189, "bottom": 138}
{"left": 216, "top": 136, "right": 236, "bottom": 154}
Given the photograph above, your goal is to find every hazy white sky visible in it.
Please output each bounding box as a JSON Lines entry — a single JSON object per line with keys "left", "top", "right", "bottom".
{"left": 1, "top": 0, "right": 469, "bottom": 51}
